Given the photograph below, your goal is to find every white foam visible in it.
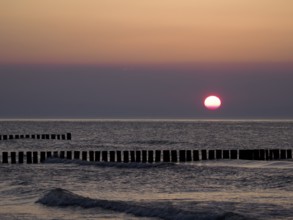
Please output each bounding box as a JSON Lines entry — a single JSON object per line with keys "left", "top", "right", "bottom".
{"left": 43, "top": 157, "right": 175, "bottom": 169}
{"left": 187, "top": 160, "right": 293, "bottom": 169}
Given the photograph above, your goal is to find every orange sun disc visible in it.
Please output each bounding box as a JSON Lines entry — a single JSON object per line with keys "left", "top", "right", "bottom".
{"left": 204, "top": 96, "right": 221, "bottom": 110}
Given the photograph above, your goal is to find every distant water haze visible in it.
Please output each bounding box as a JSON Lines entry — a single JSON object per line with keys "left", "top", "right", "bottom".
{"left": 0, "top": 63, "right": 292, "bottom": 119}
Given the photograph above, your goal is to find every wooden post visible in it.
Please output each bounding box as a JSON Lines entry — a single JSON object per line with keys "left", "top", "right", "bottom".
{"left": 239, "top": 150, "right": 251, "bottom": 160}
{"left": 193, "top": 150, "right": 199, "bottom": 161}
{"left": 40, "top": 152, "right": 46, "bottom": 162}
{"left": 259, "top": 149, "right": 265, "bottom": 160}
{"left": 179, "top": 150, "right": 186, "bottom": 162}
{"left": 142, "top": 150, "right": 147, "bottom": 163}
{"left": 216, "top": 150, "right": 222, "bottom": 159}
{"left": 11, "top": 152, "right": 16, "bottom": 164}
{"left": 47, "top": 151, "right": 52, "bottom": 158}
{"left": 148, "top": 151, "right": 154, "bottom": 163}
{"left": 223, "top": 150, "right": 229, "bottom": 159}
{"left": 230, "top": 150, "right": 237, "bottom": 159}
{"left": 102, "top": 151, "right": 108, "bottom": 162}
{"left": 287, "top": 149, "right": 292, "bottom": 159}
{"left": 123, "top": 151, "right": 129, "bottom": 163}
{"left": 136, "top": 151, "right": 141, "bottom": 162}
{"left": 116, "top": 151, "right": 122, "bottom": 162}
{"left": 19, "top": 152, "right": 24, "bottom": 163}
{"left": 248, "top": 150, "right": 253, "bottom": 160}
{"left": 252, "top": 150, "right": 259, "bottom": 160}
{"left": 272, "top": 149, "right": 280, "bottom": 159}
{"left": 163, "top": 150, "right": 170, "bottom": 162}
{"left": 155, "top": 150, "right": 161, "bottom": 162}
{"left": 2, "top": 152, "right": 8, "bottom": 163}
{"left": 208, "top": 150, "right": 215, "bottom": 160}
{"left": 33, "top": 152, "right": 38, "bottom": 163}
{"left": 53, "top": 151, "right": 58, "bottom": 158}
{"left": 130, "top": 151, "right": 135, "bottom": 162}
{"left": 239, "top": 150, "right": 247, "bottom": 160}
{"left": 74, "top": 151, "right": 80, "bottom": 160}
{"left": 171, "top": 150, "right": 177, "bottom": 162}
{"left": 95, "top": 151, "right": 101, "bottom": 162}
{"left": 265, "top": 150, "right": 270, "bottom": 160}
{"left": 60, "top": 151, "right": 65, "bottom": 159}
{"left": 110, "top": 151, "right": 115, "bottom": 162}
{"left": 89, "top": 151, "right": 94, "bottom": 161}
{"left": 201, "top": 150, "right": 207, "bottom": 160}
{"left": 248, "top": 150, "right": 252, "bottom": 160}
{"left": 67, "top": 133, "right": 72, "bottom": 140}
{"left": 67, "top": 151, "right": 72, "bottom": 160}
{"left": 82, "top": 151, "right": 87, "bottom": 161}
{"left": 186, "top": 150, "right": 192, "bottom": 162}
{"left": 268, "top": 149, "right": 274, "bottom": 160}
{"left": 27, "top": 152, "right": 32, "bottom": 164}
{"left": 280, "top": 150, "right": 286, "bottom": 159}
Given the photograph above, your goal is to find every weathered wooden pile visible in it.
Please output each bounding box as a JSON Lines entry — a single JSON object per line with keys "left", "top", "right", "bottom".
{"left": 1, "top": 148, "right": 292, "bottom": 164}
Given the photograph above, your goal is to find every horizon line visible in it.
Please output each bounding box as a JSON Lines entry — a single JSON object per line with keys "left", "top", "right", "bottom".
{"left": 0, "top": 118, "right": 293, "bottom": 122}
{"left": 1, "top": 61, "right": 293, "bottom": 67}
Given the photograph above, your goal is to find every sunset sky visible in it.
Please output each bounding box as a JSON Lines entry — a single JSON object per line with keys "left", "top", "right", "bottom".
{"left": 1, "top": 0, "right": 293, "bottom": 64}
{"left": 0, "top": 1, "right": 293, "bottom": 119}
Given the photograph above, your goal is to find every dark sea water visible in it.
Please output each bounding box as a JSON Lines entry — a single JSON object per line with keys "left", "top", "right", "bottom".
{"left": 0, "top": 120, "right": 293, "bottom": 220}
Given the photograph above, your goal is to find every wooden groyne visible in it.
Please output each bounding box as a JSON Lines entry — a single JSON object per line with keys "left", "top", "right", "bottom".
{"left": 1, "top": 149, "right": 292, "bottom": 164}
{"left": 0, "top": 133, "right": 71, "bottom": 141}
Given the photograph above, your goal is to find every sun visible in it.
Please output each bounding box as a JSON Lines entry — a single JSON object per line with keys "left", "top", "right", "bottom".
{"left": 204, "top": 96, "right": 221, "bottom": 110}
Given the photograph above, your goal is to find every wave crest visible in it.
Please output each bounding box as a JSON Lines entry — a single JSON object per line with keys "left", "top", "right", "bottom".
{"left": 37, "top": 188, "right": 252, "bottom": 220}
{"left": 44, "top": 157, "right": 175, "bottom": 169}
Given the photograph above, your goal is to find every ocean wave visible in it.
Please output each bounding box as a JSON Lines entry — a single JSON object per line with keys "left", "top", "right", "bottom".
{"left": 188, "top": 160, "right": 293, "bottom": 169}
{"left": 36, "top": 188, "right": 252, "bottom": 220}
{"left": 131, "top": 140, "right": 187, "bottom": 146}
{"left": 43, "top": 157, "right": 175, "bottom": 169}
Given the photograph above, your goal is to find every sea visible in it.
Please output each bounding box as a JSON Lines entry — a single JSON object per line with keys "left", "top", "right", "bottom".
{"left": 0, "top": 119, "right": 293, "bottom": 220}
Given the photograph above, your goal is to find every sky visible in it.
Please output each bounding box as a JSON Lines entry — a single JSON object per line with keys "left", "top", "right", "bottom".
{"left": 0, "top": 1, "right": 293, "bottom": 119}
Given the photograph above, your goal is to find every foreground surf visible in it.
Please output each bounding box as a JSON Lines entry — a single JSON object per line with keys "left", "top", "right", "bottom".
{"left": 36, "top": 188, "right": 251, "bottom": 220}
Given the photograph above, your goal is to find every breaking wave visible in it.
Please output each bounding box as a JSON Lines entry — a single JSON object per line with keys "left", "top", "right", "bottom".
{"left": 36, "top": 188, "right": 252, "bottom": 220}
{"left": 189, "top": 160, "right": 293, "bottom": 169}
{"left": 131, "top": 140, "right": 189, "bottom": 146}
{"left": 43, "top": 157, "right": 175, "bottom": 169}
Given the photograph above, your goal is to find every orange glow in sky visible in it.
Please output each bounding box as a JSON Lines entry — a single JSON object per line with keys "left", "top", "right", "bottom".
{"left": 0, "top": 0, "right": 293, "bottom": 64}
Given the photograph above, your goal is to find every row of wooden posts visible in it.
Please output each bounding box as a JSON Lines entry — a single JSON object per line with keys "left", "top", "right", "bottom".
{"left": 0, "top": 133, "right": 71, "bottom": 141}
{"left": 1, "top": 149, "right": 293, "bottom": 164}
